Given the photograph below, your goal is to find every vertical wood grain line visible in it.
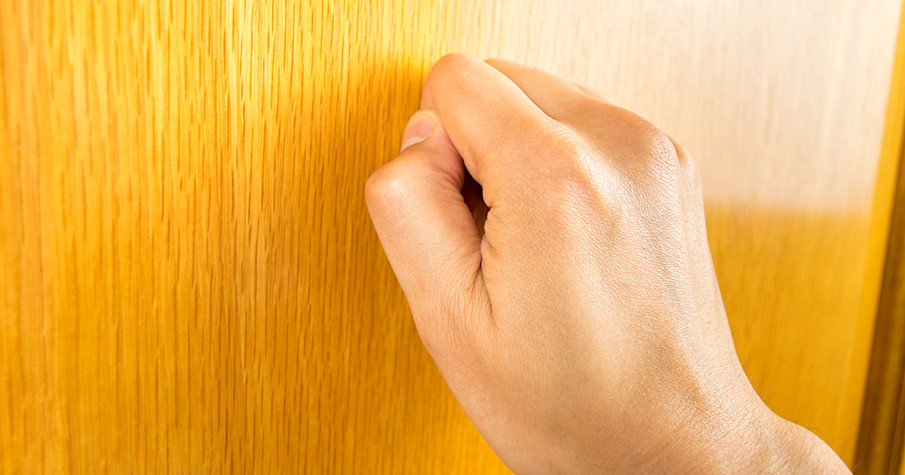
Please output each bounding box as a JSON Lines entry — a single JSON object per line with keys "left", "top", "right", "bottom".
{"left": 855, "top": 3, "right": 905, "bottom": 473}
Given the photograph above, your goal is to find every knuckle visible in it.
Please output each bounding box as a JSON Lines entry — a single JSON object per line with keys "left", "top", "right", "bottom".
{"left": 679, "top": 151, "right": 701, "bottom": 185}
{"left": 655, "top": 134, "right": 703, "bottom": 199}
{"left": 432, "top": 52, "right": 480, "bottom": 76}
{"left": 541, "top": 132, "right": 598, "bottom": 185}
{"left": 671, "top": 139, "right": 700, "bottom": 180}
{"left": 529, "top": 126, "right": 584, "bottom": 166}
{"left": 602, "top": 107, "right": 680, "bottom": 171}
{"left": 426, "top": 53, "right": 483, "bottom": 92}
{"left": 611, "top": 116, "right": 684, "bottom": 188}
{"left": 364, "top": 166, "right": 390, "bottom": 206}
{"left": 637, "top": 125, "right": 680, "bottom": 169}
{"left": 364, "top": 158, "right": 417, "bottom": 209}
{"left": 525, "top": 132, "right": 608, "bottom": 207}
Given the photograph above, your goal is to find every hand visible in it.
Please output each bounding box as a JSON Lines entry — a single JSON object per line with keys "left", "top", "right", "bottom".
{"left": 365, "top": 53, "right": 849, "bottom": 474}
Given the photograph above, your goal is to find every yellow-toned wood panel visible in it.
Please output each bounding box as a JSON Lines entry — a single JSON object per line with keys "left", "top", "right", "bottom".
{"left": 856, "top": 4, "right": 905, "bottom": 472}
{"left": 0, "top": 0, "right": 900, "bottom": 472}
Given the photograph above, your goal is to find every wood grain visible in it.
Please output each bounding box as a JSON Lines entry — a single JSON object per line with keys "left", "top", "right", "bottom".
{"left": 0, "top": 0, "right": 901, "bottom": 472}
{"left": 856, "top": 5, "right": 905, "bottom": 473}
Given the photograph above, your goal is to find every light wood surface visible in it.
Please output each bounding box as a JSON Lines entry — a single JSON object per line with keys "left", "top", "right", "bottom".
{"left": 1, "top": 0, "right": 901, "bottom": 472}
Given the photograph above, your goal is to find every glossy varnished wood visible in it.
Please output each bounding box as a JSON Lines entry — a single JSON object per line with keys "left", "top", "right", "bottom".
{"left": 0, "top": 1, "right": 901, "bottom": 472}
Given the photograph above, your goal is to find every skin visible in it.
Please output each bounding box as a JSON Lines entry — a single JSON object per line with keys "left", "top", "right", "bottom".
{"left": 365, "top": 53, "right": 850, "bottom": 474}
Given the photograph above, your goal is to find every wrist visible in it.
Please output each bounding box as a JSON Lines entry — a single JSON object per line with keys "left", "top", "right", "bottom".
{"left": 617, "top": 388, "right": 852, "bottom": 474}
{"left": 547, "top": 391, "right": 848, "bottom": 474}
{"left": 755, "top": 413, "right": 850, "bottom": 473}
{"left": 690, "top": 400, "right": 850, "bottom": 474}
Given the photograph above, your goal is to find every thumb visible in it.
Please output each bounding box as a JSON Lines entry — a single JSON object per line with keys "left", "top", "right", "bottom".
{"left": 365, "top": 109, "right": 486, "bottom": 339}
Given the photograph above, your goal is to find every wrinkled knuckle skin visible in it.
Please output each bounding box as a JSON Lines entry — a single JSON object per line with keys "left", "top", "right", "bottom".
{"left": 679, "top": 152, "right": 702, "bottom": 186}
{"left": 364, "top": 171, "right": 383, "bottom": 208}
{"left": 546, "top": 131, "right": 587, "bottom": 163}
{"left": 431, "top": 52, "right": 481, "bottom": 78}
{"left": 528, "top": 133, "right": 608, "bottom": 207}
{"left": 678, "top": 141, "right": 699, "bottom": 169}
{"left": 549, "top": 134, "right": 598, "bottom": 183}
{"left": 664, "top": 137, "right": 701, "bottom": 193}
{"left": 637, "top": 125, "right": 680, "bottom": 171}
{"left": 528, "top": 126, "right": 583, "bottom": 167}
{"left": 426, "top": 53, "right": 484, "bottom": 95}
{"left": 365, "top": 159, "right": 415, "bottom": 211}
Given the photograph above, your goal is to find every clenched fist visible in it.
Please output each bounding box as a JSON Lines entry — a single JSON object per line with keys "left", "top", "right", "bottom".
{"left": 365, "top": 53, "right": 848, "bottom": 474}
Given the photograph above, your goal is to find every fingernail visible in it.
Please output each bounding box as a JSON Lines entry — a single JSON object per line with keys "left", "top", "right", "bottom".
{"left": 400, "top": 110, "right": 435, "bottom": 152}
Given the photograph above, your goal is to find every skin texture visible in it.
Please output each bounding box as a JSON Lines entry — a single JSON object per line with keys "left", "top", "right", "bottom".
{"left": 365, "top": 53, "right": 850, "bottom": 474}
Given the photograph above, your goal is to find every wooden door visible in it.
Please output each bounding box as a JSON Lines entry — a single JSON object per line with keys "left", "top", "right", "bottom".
{"left": 1, "top": 1, "right": 902, "bottom": 472}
